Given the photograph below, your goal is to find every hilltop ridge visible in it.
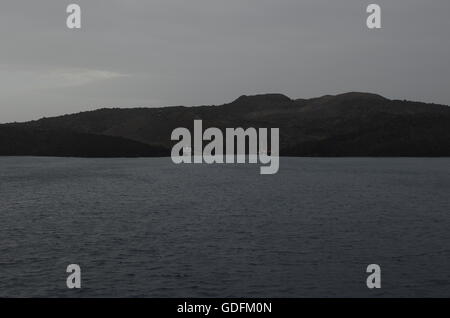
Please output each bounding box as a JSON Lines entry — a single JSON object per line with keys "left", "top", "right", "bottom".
{"left": 1, "top": 92, "right": 450, "bottom": 157}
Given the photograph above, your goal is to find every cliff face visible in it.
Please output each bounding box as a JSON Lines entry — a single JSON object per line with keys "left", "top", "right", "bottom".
{"left": 2, "top": 92, "right": 450, "bottom": 157}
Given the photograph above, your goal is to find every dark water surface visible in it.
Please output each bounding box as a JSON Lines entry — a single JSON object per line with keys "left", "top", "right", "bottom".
{"left": 0, "top": 157, "right": 449, "bottom": 297}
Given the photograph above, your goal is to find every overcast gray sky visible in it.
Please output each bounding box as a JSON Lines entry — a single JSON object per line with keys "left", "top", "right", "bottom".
{"left": 1, "top": 0, "right": 449, "bottom": 123}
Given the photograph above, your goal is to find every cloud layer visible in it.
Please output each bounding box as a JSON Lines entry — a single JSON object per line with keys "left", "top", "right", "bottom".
{"left": 1, "top": 0, "right": 449, "bottom": 122}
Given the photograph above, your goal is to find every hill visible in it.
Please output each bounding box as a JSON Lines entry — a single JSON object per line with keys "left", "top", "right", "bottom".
{"left": 2, "top": 92, "right": 450, "bottom": 157}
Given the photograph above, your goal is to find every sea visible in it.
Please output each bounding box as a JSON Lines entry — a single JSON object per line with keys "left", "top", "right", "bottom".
{"left": 0, "top": 157, "right": 449, "bottom": 297}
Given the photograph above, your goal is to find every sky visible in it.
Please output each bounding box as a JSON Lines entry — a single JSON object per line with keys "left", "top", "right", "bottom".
{"left": 0, "top": 0, "right": 449, "bottom": 123}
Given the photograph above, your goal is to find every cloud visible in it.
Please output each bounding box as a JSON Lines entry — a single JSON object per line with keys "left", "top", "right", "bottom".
{"left": 42, "top": 68, "right": 128, "bottom": 87}
{"left": 0, "top": 65, "right": 127, "bottom": 96}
